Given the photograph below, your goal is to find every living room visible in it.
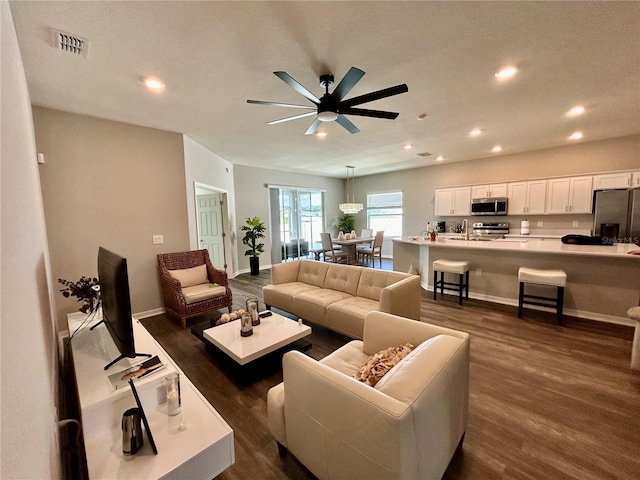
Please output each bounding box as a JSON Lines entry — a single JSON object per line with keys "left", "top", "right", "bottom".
{"left": 2, "top": 1, "right": 639, "bottom": 479}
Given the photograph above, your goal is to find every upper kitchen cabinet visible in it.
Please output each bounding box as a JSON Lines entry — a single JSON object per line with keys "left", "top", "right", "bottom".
{"left": 545, "top": 176, "right": 593, "bottom": 214}
{"left": 435, "top": 187, "right": 471, "bottom": 216}
{"left": 593, "top": 171, "right": 637, "bottom": 190}
{"left": 471, "top": 183, "right": 508, "bottom": 199}
{"left": 507, "top": 180, "right": 547, "bottom": 214}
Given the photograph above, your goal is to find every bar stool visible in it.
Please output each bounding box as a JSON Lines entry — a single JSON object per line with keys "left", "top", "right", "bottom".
{"left": 518, "top": 267, "right": 567, "bottom": 325}
{"left": 628, "top": 306, "right": 640, "bottom": 371}
{"left": 433, "top": 259, "right": 470, "bottom": 305}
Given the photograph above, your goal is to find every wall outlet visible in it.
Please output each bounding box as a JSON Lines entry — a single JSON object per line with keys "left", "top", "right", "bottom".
{"left": 153, "top": 235, "right": 164, "bottom": 245}
{"left": 475, "top": 268, "right": 482, "bottom": 276}
{"left": 537, "top": 221, "right": 544, "bottom": 227}
{"left": 572, "top": 220, "right": 579, "bottom": 227}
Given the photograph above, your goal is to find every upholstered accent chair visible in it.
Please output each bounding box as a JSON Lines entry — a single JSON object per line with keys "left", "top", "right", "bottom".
{"left": 267, "top": 311, "right": 470, "bottom": 479}
{"left": 157, "top": 249, "right": 232, "bottom": 329}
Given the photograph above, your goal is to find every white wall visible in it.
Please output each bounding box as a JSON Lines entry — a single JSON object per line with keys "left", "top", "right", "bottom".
{"left": 183, "top": 135, "right": 238, "bottom": 274}
{"left": 1, "top": 1, "right": 60, "bottom": 477}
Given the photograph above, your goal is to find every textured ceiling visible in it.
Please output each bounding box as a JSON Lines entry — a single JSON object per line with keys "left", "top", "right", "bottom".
{"left": 10, "top": 1, "right": 640, "bottom": 178}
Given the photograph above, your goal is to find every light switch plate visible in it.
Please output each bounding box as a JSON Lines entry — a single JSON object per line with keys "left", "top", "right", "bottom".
{"left": 537, "top": 221, "right": 544, "bottom": 227}
{"left": 153, "top": 235, "right": 164, "bottom": 245}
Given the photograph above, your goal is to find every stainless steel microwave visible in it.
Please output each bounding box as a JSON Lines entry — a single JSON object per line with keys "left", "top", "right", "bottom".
{"left": 470, "top": 197, "right": 508, "bottom": 216}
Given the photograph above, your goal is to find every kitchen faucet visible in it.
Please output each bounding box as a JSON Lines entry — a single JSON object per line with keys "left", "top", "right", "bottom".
{"left": 462, "top": 219, "right": 469, "bottom": 240}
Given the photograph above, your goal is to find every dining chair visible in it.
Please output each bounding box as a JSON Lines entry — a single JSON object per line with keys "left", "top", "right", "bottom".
{"left": 358, "top": 230, "right": 384, "bottom": 268}
{"left": 357, "top": 229, "right": 374, "bottom": 254}
{"left": 320, "top": 232, "right": 349, "bottom": 264}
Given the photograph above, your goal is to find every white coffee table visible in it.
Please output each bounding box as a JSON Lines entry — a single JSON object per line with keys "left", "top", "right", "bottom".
{"left": 202, "top": 312, "right": 312, "bottom": 366}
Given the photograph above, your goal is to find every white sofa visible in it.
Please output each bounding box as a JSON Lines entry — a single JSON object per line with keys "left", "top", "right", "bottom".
{"left": 267, "top": 311, "right": 470, "bottom": 480}
{"left": 262, "top": 259, "right": 421, "bottom": 339}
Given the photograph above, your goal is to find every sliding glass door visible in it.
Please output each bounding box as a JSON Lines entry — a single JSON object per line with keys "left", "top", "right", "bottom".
{"left": 269, "top": 187, "right": 324, "bottom": 263}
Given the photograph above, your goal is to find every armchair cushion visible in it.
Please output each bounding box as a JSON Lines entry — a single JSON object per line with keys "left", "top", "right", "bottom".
{"left": 182, "top": 283, "right": 227, "bottom": 304}
{"left": 168, "top": 264, "right": 208, "bottom": 287}
{"left": 354, "top": 343, "right": 415, "bottom": 387}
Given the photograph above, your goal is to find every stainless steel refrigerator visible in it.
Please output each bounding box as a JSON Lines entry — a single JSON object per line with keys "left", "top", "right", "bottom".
{"left": 593, "top": 189, "right": 640, "bottom": 244}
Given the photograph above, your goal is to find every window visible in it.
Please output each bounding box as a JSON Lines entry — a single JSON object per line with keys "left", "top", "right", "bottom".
{"left": 366, "top": 192, "right": 402, "bottom": 237}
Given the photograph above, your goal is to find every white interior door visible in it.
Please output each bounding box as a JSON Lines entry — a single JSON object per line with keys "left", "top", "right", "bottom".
{"left": 197, "top": 193, "right": 225, "bottom": 269}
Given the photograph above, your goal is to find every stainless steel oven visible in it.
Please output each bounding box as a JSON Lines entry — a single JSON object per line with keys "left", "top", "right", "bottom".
{"left": 470, "top": 197, "right": 508, "bottom": 216}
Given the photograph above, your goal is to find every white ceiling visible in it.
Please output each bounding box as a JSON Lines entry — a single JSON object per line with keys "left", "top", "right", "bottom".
{"left": 10, "top": 1, "right": 640, "bottom": 179}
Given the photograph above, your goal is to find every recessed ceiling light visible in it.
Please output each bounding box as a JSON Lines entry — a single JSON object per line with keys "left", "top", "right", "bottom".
{"left": 495, "top": 66, "right": 518, "bottom": 79}
{"left": 491, "top": 145, "right": 503, "bottom": 153}
{"left": 469, "top": 129, "right": 482, "bottom": 137}
{"left": 142, "top": 77, "right": 165, "bottom": 91}
{"left": 436, "top": 155, "right": 445, "bottom": 161}
{"left": 316, "top": 131, "right": 328, "bottom": 137}
{"left": 567, "top": 105, "right": 585, "bottom": 116}
{"left": 569, "top": 131, "right": 583, "bottom": 140}
{"left": 403, "top": 144, "right": 414, "bottom": 150}
{"left": 417, "top": 113, "right": 427, "bottom": 121}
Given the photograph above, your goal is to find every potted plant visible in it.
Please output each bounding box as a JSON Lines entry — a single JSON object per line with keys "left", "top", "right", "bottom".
{"left": 240, "top": 216, "right": 266, "bottom": 275}
{"left": 336, "top": 214, "right": 355, "bottom": 236}
{"left": 58, "top": 276, "right": 100, "bottom": 313}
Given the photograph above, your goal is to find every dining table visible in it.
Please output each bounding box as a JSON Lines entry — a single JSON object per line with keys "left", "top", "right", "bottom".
{"left": 331, "top": 236, "right": 375, "bottom": 264}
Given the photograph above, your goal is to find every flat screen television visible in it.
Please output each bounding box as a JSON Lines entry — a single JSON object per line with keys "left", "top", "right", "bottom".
{"left": 97, "top": 247, "right": 150, "bottom": 370}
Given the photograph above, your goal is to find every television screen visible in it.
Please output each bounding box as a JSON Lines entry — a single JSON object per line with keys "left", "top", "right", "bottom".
{"left": 98, "top": 247, "right": 149, "bottom": 370}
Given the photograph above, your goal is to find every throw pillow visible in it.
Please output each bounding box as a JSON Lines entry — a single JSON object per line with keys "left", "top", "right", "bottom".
{"left": 354, "top": 343, "right": 415, "bottom": 387}
{"left": 168, "top": 264, "right": 208, "bottom": 288}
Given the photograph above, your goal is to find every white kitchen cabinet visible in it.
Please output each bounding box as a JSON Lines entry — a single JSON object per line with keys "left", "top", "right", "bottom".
{"left": 546, "top": 176, "right": 593, "bottom": 214}
{"left": 471, "top": 183, "right": 508, "bottom": 199}
{"left": 593, "top": 171, "right": 634, "bottom": 190}
{"left": 507, "top": 180, "right": 546, "bottom": 214}
{"left": 435, "top": 187, "right": 471, "bottom": 216}
{"left": 632, "top": 170, "right": 640, "bottom": 187}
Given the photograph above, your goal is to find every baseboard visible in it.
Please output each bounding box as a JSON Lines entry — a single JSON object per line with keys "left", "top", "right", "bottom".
{"left": 423, "top": 283, "right": 634, "bottom": 327}
{"left": 134, "top": 308, "right": 165, "bottom": 319}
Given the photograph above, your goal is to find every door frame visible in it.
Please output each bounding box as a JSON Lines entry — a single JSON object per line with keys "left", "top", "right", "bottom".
{"left": 194, "top": 181, "right": 231, "bottom": 272}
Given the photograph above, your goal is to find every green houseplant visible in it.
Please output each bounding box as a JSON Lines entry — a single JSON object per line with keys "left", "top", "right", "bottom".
{"left": 240, "top": 216, "right": 266, "bottom": 275}
{"left": 336, "top": 214, "right": 355, "bottom": 235}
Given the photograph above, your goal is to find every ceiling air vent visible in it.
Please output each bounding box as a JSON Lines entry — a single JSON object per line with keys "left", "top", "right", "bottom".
{"left": 53, "top": 30, "right": 89, "bottom": 57}
{"left": 417, "top": 151, "right": 432, "bottom": 157}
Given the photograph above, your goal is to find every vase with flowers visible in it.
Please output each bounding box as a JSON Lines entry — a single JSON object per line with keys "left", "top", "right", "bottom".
{"left": 58, "top": 276, "right": 100, "bottom": 313}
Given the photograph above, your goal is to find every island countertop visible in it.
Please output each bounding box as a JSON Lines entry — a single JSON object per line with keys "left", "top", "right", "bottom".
{"left": 394, "top": 236, "right": 640, "bottom": 259}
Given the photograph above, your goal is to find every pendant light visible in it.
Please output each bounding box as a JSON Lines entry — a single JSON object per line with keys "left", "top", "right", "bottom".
{"left": 339, "top": 166, "right": 363, "bottom": 214}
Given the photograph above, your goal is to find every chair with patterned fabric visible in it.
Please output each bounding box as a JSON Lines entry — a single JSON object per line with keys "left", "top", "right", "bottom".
{"left": 157, "top": 249, "right": 232, "bottom": 329}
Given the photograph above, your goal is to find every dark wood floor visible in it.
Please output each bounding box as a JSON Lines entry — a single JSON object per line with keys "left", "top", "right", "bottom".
{"left": 141, "top": 260, "right": 640, "bottom": 480}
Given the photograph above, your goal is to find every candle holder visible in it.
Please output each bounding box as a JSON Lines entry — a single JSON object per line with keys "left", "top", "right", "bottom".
{"left": 246, "top": 297, "right": 260, "bottom": 326}
{"left": 240, "top": 312, "right": 253, "bottom": 337}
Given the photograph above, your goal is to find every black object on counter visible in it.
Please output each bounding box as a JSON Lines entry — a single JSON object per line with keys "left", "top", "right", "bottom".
{"left": 561, "top": 234, "right": 613, "bottom": 246}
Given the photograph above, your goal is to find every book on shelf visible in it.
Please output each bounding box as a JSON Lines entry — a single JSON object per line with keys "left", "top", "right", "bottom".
{"left": 108, "top": 355, "right": 165, "bottom": 390}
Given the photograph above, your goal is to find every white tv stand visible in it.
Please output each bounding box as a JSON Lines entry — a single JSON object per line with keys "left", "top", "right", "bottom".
{"left": 67, "top": 311, "right": 234, "bottom": 479}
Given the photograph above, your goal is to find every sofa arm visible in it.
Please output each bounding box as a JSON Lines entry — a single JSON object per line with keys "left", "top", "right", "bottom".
{"left": 363, "top": 311, "right": 470, "bottom": 356}
{"left": 270, "top": 261, "right": 301, "bottom": 285}
{"left": 379, "top": 275, "right": 421, "bottom": 320}
{"left": 281, "top": 351, "right": 418, "bottom": 479}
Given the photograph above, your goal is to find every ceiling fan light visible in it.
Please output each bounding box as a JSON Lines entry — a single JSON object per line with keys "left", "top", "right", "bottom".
{"left": 318, "top": 111, "right": 338, "bottom": 122}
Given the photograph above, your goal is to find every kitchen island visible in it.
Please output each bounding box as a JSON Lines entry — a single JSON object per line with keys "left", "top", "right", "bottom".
{"left": 393, "top": 236, "right": 640, "bottom": 325}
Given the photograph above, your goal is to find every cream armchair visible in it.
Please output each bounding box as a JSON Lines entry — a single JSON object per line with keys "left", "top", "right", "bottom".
{"left": 267, "top": 311, "right": 470, "bottom": 480}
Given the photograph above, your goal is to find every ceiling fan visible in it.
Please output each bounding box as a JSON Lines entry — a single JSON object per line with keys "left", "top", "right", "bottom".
{"left": 247, "top": 67, "right": 408, "bottom": 135}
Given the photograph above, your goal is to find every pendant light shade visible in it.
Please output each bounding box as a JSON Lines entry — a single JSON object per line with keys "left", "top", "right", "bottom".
{"left": 339, "top": 166, "right": 363, "bottom": 214}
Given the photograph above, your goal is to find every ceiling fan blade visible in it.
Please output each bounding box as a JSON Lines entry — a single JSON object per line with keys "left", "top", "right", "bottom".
{"left": 340, "top": 84, "right": 408, "bottom": 108}
{"left": 267, "top": 111, "right": 317, "bottom": 125}
{"left": 304, "top": 118, "right": 323, "bottom": 135}
{"left": 247, "top": 99, "right": 316, "bottom": 110}
{"left": 332, "top": 67, "right": 365, "bottom": 102}
{"left": 274, "top": 71, "right": 321, "bottom": 104}
{"left": 336, "top": 114, "right": 360, "bottom": 134}
{"left": 339, "top": 107, "right": 399, "bottom": 120}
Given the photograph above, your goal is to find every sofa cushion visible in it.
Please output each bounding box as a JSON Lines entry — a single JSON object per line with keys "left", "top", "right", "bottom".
{"left": 182, "top": 283, "right": 226, "bottom": 304}
{"left": 263, "top": 282, "right": 321, "bottom": 313}
{"left": 323, "top": 264, "right": 362, "bottom": 296}
{"left": 319, "top": 340, "right": 369, "bottom": 377}
{"left": 168, "top": 264, "right": 208, "bottom": 288}
{"left": 325, "top": 297, "right": 379, "bottom": 339}
{"left": 354, "top": 343, "right": 415, "bottom": 387}
{"left": 357, "top": 269, "right": 411, "bottom": 301}
{"left": 293, "top": 289, "right": 354, "bottom": 325}
{"left": 297, "top": 260, "right": 330, "bottom": 288}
